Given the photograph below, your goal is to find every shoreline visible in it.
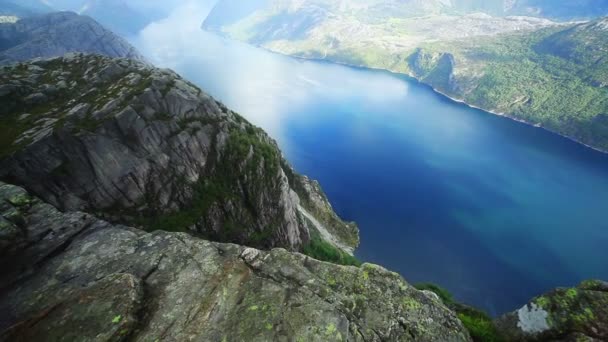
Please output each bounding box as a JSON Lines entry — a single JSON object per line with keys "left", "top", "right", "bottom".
{"left": 258, "top": 47, "right": 608, "bottom": 155}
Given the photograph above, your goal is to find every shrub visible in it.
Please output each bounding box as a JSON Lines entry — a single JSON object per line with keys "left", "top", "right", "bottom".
{"left": 414, "top": 283, "right": 504, "bottom": 342}
{"left": 302, "top": 235, "right": 361, "bottom": 267}
{"left": 414, "top": 283, "right": 455, "bottom": 306}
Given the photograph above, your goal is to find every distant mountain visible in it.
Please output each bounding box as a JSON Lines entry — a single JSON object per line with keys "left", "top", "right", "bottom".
{"left": 512, "top": 0, "right": 608, "bottom": 20}
{"left": 408, "top": 17, "right": 608, "bottom": 150}
{"left": 204, "top": 0, "right": 608, "bottom": 151}
{"left": 0, "top": 11, "right": 144, "bottom": 65}
{"left": 76, "top": 0, "right": 151, "bottom": 36}
{"left": 204, "top": 0, "right": 608, "bottom": 28}
{"left": 24, "top": 0, "right": 153, "bottom": 36}
{"left": 0, "top": 0, "right": 52, "bottom": 17}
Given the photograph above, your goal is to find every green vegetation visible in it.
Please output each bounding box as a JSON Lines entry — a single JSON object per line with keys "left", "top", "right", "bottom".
{"left": 408, "top": 23, "right": 608, "bottom": 151}
{"left": 302, "top": 232, "right": 361, "bottom": 267}
{"left": 415, "top": 282, "right": 503, "bottom": 342}
{"left": 457, "top": 309, "right": 503, "bottom": 342}
{"left": 414, "top": 283, "right": 455, "bottom": 305}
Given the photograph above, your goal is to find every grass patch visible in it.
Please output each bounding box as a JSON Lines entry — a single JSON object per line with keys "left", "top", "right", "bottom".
{"left": 302, "top": 232, "right": 361, "bottom": 267}
{"left": 414, "top": 283, "right": 455, "bottom": 306}
{"left": 457, "top": 308, "right": 503, "bottom": 342}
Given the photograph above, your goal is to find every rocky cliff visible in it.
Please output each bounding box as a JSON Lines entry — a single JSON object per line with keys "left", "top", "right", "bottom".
{"left": 0, "top": 181, "right": 470, "bottom": 341}
{"left": 0, "top": 53, "right": 358, "bottom": 253}
{"left": 0, "top": 12, "right": 143, "bottom": 65}
{"left": 495, "top": 280, "right": 608, "bottom": 341}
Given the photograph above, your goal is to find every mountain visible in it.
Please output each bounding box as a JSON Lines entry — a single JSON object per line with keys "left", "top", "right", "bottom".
{"left": 43, "top": 0, "right": 160, "bottom": 36}
{"left": 408, "top": 18, "right": 608, "bottom": 151}
{"left": 0, "top": 0, "right": 52, "bottom": 18}
{"left": 203, "top": 0, "right": 608, "bottom": 152}
{"left": 0, "top": 12, "right": 143, "bottom": 65}
{"left": 0, "top": 181, "right": 470, "bottom": 341}
{"left": 512, "top": 0, "right": 608, "bottom": 20}
{"left": 0, "top": 53, "right": 358, "bottom": 255}
{"left": 203, "top": 0, "right": 608, "bottom": 26}
{"left": 76, "top": 0, "right": 151, "bottom": 36}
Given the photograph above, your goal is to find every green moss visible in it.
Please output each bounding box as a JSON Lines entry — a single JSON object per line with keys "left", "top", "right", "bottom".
{"left": 402, "top": 297, "right": 422, "bottom": 310}
{"left": 566, "top": 288, "right": 578, "bottom": 299}
{"left": 7, "top": 193, "right": 31, "bottom": 207}
{"left": 535, "top": 295, "right": 550, "bottom": 308}
{"left": 111, "top": 315, "right": 122, "bottom": 324}
{"left": 325, "top": 323, "right": 337, "bottom": 336}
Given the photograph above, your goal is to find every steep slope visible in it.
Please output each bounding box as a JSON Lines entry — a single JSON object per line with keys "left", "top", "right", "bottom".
{"left": 0, "top": 181, "right": 470, "bottom": 341}
{"left": 409, "top": 18, "right": 608, "bottom": 151}
{"left": 0, "top": 12, "right": 143, "bottom": 65}
{"left": 0, "top": 53, "right": 358, "bottom": 254}
{"left": 203, "top": 1, "right": 608, "bottom": 152}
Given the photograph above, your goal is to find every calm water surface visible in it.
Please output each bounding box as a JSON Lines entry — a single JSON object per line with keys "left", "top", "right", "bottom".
{"left": 134, "top": 6, "right": 608, "bottom": 315}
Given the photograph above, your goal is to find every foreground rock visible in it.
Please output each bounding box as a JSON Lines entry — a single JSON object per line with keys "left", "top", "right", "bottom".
{"left": 495, "top": 281, "right": 608, "bottom": 341}
{"left": 0, "top": 182, "right": 470, "bottom": 341}
{"left": 0, "top": 11, "right": 143, "bottom": 65}
{"left": 0, "top": 53, "right": 357, "bottom": 253}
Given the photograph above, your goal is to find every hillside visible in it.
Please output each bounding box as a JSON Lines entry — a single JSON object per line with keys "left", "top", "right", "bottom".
{"left": 203, "top": 0, "right": 608, "bottom": 151}
{"left": 0, "top": 53, "right": 358, "bottom": 256}
{"left": 0, "top": 11, "right": 143, "bottom": 65}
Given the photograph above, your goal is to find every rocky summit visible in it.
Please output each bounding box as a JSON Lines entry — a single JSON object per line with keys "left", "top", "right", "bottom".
{"left": 0, "top": 182, "right": 470, "bottom": 341}
{"left": 0, "top": 12, "right": 143, "bottom": 65}
{"left": 495, "top": 280, "right": 608, "bottom": 341}
{"left": 0, "top": 53, "right": 358, "bottom": 253}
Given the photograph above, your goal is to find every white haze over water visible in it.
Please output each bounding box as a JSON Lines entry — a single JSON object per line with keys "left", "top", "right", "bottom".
{"left": 132, "top": 0, "right": 410, "bottom": 146}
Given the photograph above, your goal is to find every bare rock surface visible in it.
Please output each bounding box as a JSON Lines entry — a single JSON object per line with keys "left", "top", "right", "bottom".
{"left": 0, "top": 182, "right": 470, "bottom": 341}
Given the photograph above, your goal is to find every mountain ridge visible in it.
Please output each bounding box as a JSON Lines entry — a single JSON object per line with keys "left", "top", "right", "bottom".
{"left": 0, "top": 53, "right": 359, "bottom": 255}
{"left": 0, "top": 11, "right": 143, "bottom": 65}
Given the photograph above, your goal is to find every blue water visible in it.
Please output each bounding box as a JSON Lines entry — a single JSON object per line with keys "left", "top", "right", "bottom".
{"left": 134, "top": 12, "right": 608, "bottom": 315}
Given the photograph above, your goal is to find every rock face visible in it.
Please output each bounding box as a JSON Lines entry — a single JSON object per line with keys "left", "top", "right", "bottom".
{"left": 0, "top": 182, "right": 471, "bottom": 341}
{"left": 495, "top": 281, "right": 608, "bottom": 341}
{"left": 0, "top": 53, "right": 358, "bottom": 252}
{"left": 0, "top": 12, "right": 143, "bottom": 65}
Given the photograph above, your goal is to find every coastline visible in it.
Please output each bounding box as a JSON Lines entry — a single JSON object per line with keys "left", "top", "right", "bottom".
{"left": 251, "top": 44, "right": 608, "bottom": 155}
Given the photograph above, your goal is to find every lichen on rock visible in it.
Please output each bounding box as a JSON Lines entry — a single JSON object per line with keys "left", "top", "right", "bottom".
{"left": 0, "top": 182, "right": 471, "bottom": 341}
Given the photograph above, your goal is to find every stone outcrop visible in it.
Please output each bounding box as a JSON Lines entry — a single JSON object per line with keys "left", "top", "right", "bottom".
{"left": 0, "top": 53, "right": 358, "bottom": 252}
{"left": 0, "top": 182, "right": 470, "bottom": 341}
{"left": 0, "top": 11, "right": 143, "bottom": 65}
{"left": 495, "top": 280, "right": 608, "bottom": 341}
